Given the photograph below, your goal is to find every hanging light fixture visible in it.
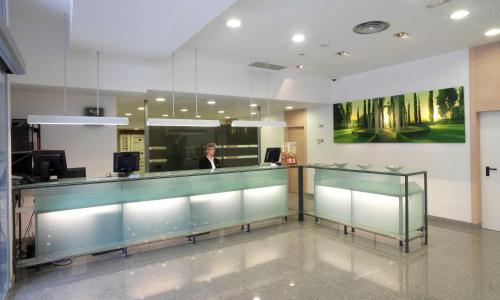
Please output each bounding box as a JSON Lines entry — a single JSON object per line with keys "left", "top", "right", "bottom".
{"left": 231, "top": 60, "right": 286, "bottom": 128}
{"left": 28, "top": 14, "right": 128, "bottom": 126}
{"left": 147, "top": 49, "right": 220, "bottom": 127}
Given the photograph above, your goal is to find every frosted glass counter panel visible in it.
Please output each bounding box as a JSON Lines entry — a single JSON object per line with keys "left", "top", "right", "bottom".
{"left": 189, "top": 173, "right": 243, "bottom": 196}
{"left": 314, "top": 169, "right": 352, "bottom": 191}
{"left": 122, "top": 197, "right": 191, "bottom": 242}
{"left": 35, "top": 182, "right": 123, "bottom": 213}
{"left": 36, "top": 204, "right": 122, "bottom": 257}
{"left": 314, "top": 185, "right": 351, "bottom": 224}
{"left": 243, "top": 169, "right": 288, "bottom": 189}
{"left": 190, "top": 191, "right": 243, "bottom": 231}
{"left": 121, "top": 177, "right": 192, "bottom": 203}
{"left": 243, "top": 185, "right": 288, "bottom": 222}
{"left": 351, "top": 191, "right": 401, "bottom": 237}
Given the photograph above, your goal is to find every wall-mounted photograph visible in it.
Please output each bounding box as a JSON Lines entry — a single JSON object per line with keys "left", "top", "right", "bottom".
{"left": 333, "top": 86, "right": 466, "bottom": 143}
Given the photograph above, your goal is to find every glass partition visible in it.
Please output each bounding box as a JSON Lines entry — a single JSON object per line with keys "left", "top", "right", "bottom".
{"left": 0, "top": 66, "right": 8, "bottom": 297}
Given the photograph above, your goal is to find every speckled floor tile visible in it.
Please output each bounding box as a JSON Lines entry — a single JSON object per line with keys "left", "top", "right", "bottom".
{"left": 7, "top": 217, "right": 500, "bottom": 300}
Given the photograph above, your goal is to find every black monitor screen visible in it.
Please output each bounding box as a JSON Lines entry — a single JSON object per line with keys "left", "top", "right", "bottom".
{"left": 114, "top": 152, "right": 140, "bottom": 173}
{"left": 264, "top": 147, "right": 281, "bottom": 163}
{"left": 32, "top": 150, "right": 68, "bottom": 180}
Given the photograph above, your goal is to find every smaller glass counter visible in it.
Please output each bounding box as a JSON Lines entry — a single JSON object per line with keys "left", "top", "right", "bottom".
{"left": 13, "top": 166, "right": 291, "bottom": 266}
{"left": 306, "top": 165, "right": 427, "bottom": 252}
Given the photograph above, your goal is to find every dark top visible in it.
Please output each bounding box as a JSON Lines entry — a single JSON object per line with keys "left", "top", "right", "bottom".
{"left": 198, "top": 156, "right": 221, "bottom": 169}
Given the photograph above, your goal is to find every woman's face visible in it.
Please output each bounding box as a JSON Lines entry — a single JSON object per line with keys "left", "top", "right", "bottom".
{"left": 207, "top": 147, "right": 216, "bottom": 156}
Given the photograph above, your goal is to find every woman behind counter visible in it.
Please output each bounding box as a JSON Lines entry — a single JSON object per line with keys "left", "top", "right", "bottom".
{"left": 198, "top": 143, "right": 221, "bottom": 170}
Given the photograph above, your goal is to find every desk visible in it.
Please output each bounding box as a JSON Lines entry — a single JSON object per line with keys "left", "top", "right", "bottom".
{"left": 13, "top": 166, "right": 291, "bottom": 266}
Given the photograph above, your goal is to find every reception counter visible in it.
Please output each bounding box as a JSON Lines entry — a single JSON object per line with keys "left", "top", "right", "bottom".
{"left": 306, "top": 165, "right": 427, "bottom": 252}
{"left": 13, "top": 166, "right": 291, "bottom": 266}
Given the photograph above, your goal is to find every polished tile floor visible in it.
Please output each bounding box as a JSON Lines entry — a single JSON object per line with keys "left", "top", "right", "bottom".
{"left": 8, "top": 217, "right": 500, "bottom": 300}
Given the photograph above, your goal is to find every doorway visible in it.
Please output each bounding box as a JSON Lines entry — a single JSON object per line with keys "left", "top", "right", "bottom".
{"left": 480, "top": 111, "right": 500, "bottom": 231}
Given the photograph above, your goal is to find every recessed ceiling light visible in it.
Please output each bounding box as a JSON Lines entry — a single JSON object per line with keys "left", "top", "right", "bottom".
{"left": 125, "top": 113, "right": 132, "bottom": 116}
{"left": 336, "top": 51, "right": 350, "bottom": 56}
{"left": 134, "top": 128, "right": 139, "bottom": 130}
{"left": 226, "top": 18, "right": 242, "bottom": 28}
{"left": 249, "top": 103, "right": 258, "bottom": 107}
{"left": 292, "top": 34, "right": 305, "bottom": 43}
{"left": 251, "top": 112, "right": 257, "bottom": 115}
{"left": 450, "top": 10, "right": 469, "bottom": 20}
{"left": 225, "top": 116, "right": 231, "bottom": 119}
{"left": 296, "top": 65, "right": 304, "bottom": 69}
{"left": 394, "top": 32, "right": 410, "bottom": 38}
{"left": 319, "top": 43, "right": 331, "bottom": 48}
{"left": 155, "top": 97, "right": 166, "bottom": 102}
{"left": 286, "top": 106, "right": 294, "bottom": 110}
{"left": 299, "top": 53, "right": 306, "bottom": 56}
{"left": 162, "top": 114, "right": 169, "bottom": 117}
{"left": 180, "top": 108, "right": 188, "bottom": 112}
{"left": 207, "top": 100, "right": 216, "bottom": 105}
{"left": 218, "top": 110, "right": 224, "bottom": 114}
{"left": 485, "top": 28, "right": 500, "bottom": 37}
{"left": 196, "top": 115, "right": 201, "bottom": 118}
{"left": 137, "top": 107, "right": 144, "bottom": 111}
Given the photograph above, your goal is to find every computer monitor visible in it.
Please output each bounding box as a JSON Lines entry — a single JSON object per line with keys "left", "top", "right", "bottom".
{"left": 113, "top": 152, "right": 140, "bottom": 176}
{"left": 32, "top": 150, "right": 68, "bottom": 181}
{"left": 264, "top": 147, "right": 281, "bottom": 163}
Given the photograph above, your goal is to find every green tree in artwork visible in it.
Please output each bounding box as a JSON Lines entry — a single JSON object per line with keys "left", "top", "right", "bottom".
{"left": 333, "top": 104, "right": 345, "bottom": 128}
{"left": 407, "top": 103, "right": 411, "bottom": 126}
{"left": 345, "top": 102, "right": 352, "bottom": 128}
{"left": 428, "top": 90, "right": 434, "bottom": 124}
{"left": 417, "top": 97, "right": 422, "bottom": 124}
{"left": 363, "top": 100, "right": 367, "bottom": 127}
{"left": 413, "top": 93, "right": 418, "bottom": 124}
{"left": 368, "top": 99, "right": 372, "bottom": 129}
{"left": 436, "top": 88, "right": 458, "bottom": 119}
{"left": 357, "top": 106, "right": 360, "bottom": 128}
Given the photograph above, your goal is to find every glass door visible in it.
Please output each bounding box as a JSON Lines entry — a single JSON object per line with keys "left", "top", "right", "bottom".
{"left": 0, "top": 66, "right": 8, "bottom": 298}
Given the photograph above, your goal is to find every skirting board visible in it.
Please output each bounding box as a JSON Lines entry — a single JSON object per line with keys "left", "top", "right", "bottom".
{"left": 429, "top": 215, "right": 481, "bottom": 229}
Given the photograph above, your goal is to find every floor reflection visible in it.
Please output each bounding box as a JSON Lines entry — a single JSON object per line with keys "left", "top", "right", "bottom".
{"left": 9, "top": 217, "right": 500, "bottom": 300}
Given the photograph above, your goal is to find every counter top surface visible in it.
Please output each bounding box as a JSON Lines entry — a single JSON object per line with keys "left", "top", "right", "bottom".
{"left": 13, "top": 165, "right": 290, "bottom": 190}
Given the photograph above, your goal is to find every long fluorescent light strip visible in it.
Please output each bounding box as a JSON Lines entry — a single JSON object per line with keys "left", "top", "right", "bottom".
{"left": 147, "top": 118, "right": 220, "bottom": 127}
{"left": 231, "top": 120, "right": 286, "bottom": 128}
{"left": 27, "top": 115, "right": 129, "bottom": 126}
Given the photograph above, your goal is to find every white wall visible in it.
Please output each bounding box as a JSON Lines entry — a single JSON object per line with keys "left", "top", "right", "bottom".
{"left": 11, "top": 90, "right": 118, "bottom": 177}
{"left": 307, "top": 49, "right": 471, "bottom": 222}
{"left": 260, "top": 112, "right": 285, "bottom": 164}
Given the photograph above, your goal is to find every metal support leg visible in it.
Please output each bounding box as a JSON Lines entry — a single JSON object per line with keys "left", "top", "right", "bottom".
{"left": 344, "top": 225, "right": 348, "bottom": 235}
{"left": 192, "top": 236, "right": 196, "bottom": 244}
{"left": 351, "top": 227, "right": 355, "bottom": 233}
{"left": 246, "top": 224, "right": 250, "bottom": 232}
{"left": 240, "top": 225, "right": 245, "bottom": 231}
{"left": 122, "top": 248, "right": 128, "bottom": 258}
{"left": 399, "top": 240, "right": 404, "bottom": 247}
{"left": 405, "top": 175, "right": 410, "bottom": 253}
{"left": 284, "top": 216, "right": 288, "bottom": 221}
{"left": 424, "top": 172, "right": 428, "bottom": 245}
{"left": 315, "top": 217, "right": 319, "bottom": 224}
{"left": 298, "top": 166, "right": 304, "bottom": 221}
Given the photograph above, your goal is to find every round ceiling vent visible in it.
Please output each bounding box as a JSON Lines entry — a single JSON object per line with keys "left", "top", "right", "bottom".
{"left": 353, "top": 21, "right": 390, "bottom": 34}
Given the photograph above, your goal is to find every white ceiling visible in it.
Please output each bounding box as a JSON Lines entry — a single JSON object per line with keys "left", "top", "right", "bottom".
{"left": 69, "top": 0, "right": 237, "bottom": 58}
{"left": 179, "top": 0, "right": 500, "bottom": 77}
{"left": 117, "top": 91, "right": 318, "bottom": 129}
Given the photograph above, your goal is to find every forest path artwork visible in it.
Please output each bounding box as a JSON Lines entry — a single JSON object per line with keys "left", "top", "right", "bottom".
{"left": 333, "top": 86, "right": 465, "bottom": 143}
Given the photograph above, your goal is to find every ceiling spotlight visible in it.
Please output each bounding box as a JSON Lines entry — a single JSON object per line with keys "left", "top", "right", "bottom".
{"left": 125, "top": 113, "right": 132, "bottom": 116}
{"left": 292, "top": 34, "right": 305, "bottom": 43}
{"left": 226, "top": 18, "right": 242, "bottom": 28}
{"left": 336, "top": 51, "right": 350, "bottom": 56}
{"left": 207, "top": 100, "right": 216, "bottom": 105}
{"left": 394, "top": 32, "right": 410, "bottom": 38}
{"left": 155, "top": 97, "right": 166, "bottom": 102}
{"left": 450, "top": 10, "right": 470, "bottom": 20}
{"left": 299, "top": 53, "right": 306, "bottom": 56}
{"left": 485, "top": 28, "right": 500, "bottom": 37}
{"left": 251, "top": 112, "right": 257, "bottom": 115}
{"left": 137, "top": 107, "right": 145, "bottom": 111}
{"left": 162, "top": 114, "right": 169, "bottom": 117}
{"left": 296, "top": 65, "right": 304, "bottom": 69}
{"left": 225, "top": 116, "right": 231, "bottom": 119}
{"left": 196, "top": 115, "right": 201, "bottom": 118}
{"left": 249, "top": 103, "right": 258, "bottom": 107}
{"left": 134, "top": 128, "right": 139, "bottom": 130}
{"left": 286, "top": 106, "right": 294, "bottom": 110}
{"left": 218, "top": 110, "right": 225, "bottom": 114}
{"left": 180, "top": 108, "right": 188, "bottom": 112}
